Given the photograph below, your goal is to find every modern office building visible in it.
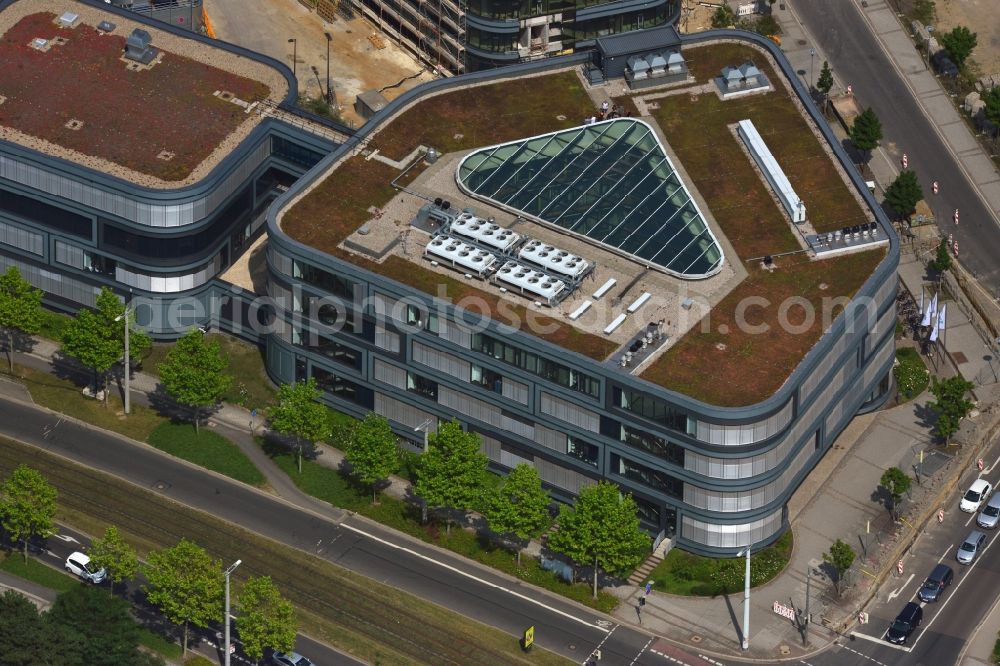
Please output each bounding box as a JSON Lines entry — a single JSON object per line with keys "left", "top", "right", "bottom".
{"left": 264, "top": 30, "right": 898, "bottom": 556}
{"left": 0, "top": 0, "right": 342, "bottom": 334}
{"left": 354, "top": 0, "right": 680, "bottom": 73}
{"left": 107, "top": 0, "right": 205, "bottom": 34}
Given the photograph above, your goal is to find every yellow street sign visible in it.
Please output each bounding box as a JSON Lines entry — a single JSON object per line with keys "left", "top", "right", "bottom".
{"left": 523, "top": 625, "right": 535, "bottom": 649}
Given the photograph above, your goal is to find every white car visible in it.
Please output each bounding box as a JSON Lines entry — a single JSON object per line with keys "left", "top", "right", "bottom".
{"left": 961, "top": 479, "right": 993, "bottom": 513}
{"left": 65, "top": 551, "right": 106, "bottom": 584}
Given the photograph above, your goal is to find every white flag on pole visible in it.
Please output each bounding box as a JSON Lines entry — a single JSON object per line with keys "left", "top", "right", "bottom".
{"left": 930, "top": 304, "right": 947, "bottom": 343}
{"left": 919, "top": 287, "right": 924, "bottom": 320}
{"left": 921, "top": 292, "right": 938, "bottom": 328}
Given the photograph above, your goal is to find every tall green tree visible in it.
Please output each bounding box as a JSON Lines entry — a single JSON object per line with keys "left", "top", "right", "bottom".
{"left": 344, "top": 412, "right": 398, "bottom": 503}
{"left": 883, "top": 170, "right": 924, "bottom": 219}
{"left": 236, "top": 576, "right": 297, "bottom": 664}
{"left": 849, "top": 107, "right": 883, "bottom": 160}
{"left": 158, "top": 330, "right": 232, "bottom": 434}
{"left": 711, "top": 5, "right": 737, "bottom": 28}
{"left": 0, "top": 464, "right": 57, "bottom": 562}
{"left": 47, "top": 585, "right": 142, "bottom": 666}
{"left": 754, "top": 15, "right": 780, "bottom": 37}
{"left": 413, "top": 420, "right": 488, "bottom": 535}
{"left": 143, "top": 539, "right": 224, "bottom": 656}
{"left": 269, "top": 378, "right": 332, "bottom": 474}
{"left": 931, "top": 238, "right": 953, "bottom": 273}
{"left": 484, "top": 464, "right": 550, "bottom": 566}
{"left": 816, "top": 60, "right": 834, "bottom": 99}
{"left": 61, "top": 287, "right": 150, "bottom": 406}
{"left": 929, "top": 375, "right": 975, "bottom": 443}
{"left": 822, "top": 539, "right": 855, "bottom": 597}
{"left": 0, "top": 266, "right": 43, "bottom": 373}
{"left": 547, "top": 482, "right": 650, "bottom": 598}
{"left": 940, "top": 26, "right": 977, "bottom": 69}
{"left": 879, "top": 467, "right": 912, "bottom": 520}
{"left": 0, "top": 589, "right": 57, "bottom": 666}
{"left": 89, "top": 525, "right": 139, "bottom": 596}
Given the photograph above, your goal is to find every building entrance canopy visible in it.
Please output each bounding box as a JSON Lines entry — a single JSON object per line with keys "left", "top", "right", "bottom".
{"left": 456, "top": 118, "right": 723, "bottom": 278}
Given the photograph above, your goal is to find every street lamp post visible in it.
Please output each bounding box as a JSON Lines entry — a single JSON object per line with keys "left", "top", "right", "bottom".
{"left": 809, "top": 48, "right": 815, "bottom": 91}
{"left": 737, "top": 544, "right": 753, "bottom": 650}
{"left": 414, "top": 419, "right": 434, "bottom": 523}
{"left": 224, "top": 559, "right": 242, "bottom": 666}
{"left": 288, "top": 38, "right": 297, "bottom": 92}
{"left": 113, "top": 292, "right": 134, "bottom": 415}
{"left": 324, "top": 32, "right": 332, "bottom": 105}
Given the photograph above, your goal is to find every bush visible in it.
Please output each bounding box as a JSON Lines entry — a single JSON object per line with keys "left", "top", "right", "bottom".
{"left": 894, "top": 348, "right": 929, "bottom": 401}
{"left": 649, "top": 531, "right": 793, "bottom": 596}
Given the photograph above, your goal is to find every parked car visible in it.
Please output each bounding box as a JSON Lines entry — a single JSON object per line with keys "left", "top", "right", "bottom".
{"left": 960, "top": 479, "right": 993, "bottom": 513}
{"left": 272, "top": 652, "right": 314, "bottom": 666}
{"left": 885, "top": 601, "right": 923, "bottom": 645}
{"left": 957, "top": 530, "right": 987, "bottom": 565}
{"left": 917, "top": 563, "right": 954, "bottom": 602}
{"left": 979, "top": 494, "right": 1000, "bottom": 529}
{"left": 64, "top": 551, "right": 106, "bottom": 584}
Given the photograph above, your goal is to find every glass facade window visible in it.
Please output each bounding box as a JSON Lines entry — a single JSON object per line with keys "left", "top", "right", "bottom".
{"left": 566, "top": 4, "right": 669, "bottom": 40}
{"left": 611, "top": 453, "right": 682, "bottom": 498}
{"left": 302, "top": 331, "right": 362, "bottom": 370}
{"left": 407, "top": 372, "right": 439, "bottom": 401}
{"left": 634, "top": 497, "right": 662, "bottom": 527}
{"left": 567, "top": 436, "right": 599, "bottom": 467}
{"left": 0, "top": 187, "right": 92, "bottom": 239}
{"left": 312, "top": 366, "right": 370, "bottom": 406}
{"left": 473, "top": 332, "right": 599, "bottom": 397}
{"left": 615, "top": 387, "right": 689, "bottom": 432}
{"left": 471, "top": 364, "right": 503, "bottom": 393}
{"left": 294, "top": 260, "right": 356, "bottom": 300}
{"left": 467, "top": 28, "right": 519, "bottom": 54}
{"left": 101, "top": 187, "right": 252, "bottom": 265}
{"left": 621, "top": 425, "right": 684, "bottom": 466}
{"left": 272, "top": 136, "right": 326, "bottom": 169}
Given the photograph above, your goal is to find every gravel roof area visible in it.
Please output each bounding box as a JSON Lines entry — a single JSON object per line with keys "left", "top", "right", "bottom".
{"left": 0, "top": 0, "right": 288, "bottom": 189}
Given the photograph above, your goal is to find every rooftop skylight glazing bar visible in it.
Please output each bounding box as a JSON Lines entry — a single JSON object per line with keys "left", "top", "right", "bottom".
{"left": 565, "top": 143, "right": 660, "bottom": 235}
{"left": 581, "top": 154, "right": 666, "bottom": 238}
{"left": 545, "top": 123, "right": 650, "bottom": 222}
{"left": 622, "top": 198, "right": 694, "bottom": 256}
{"left": 459, "top": 144, "right": 522, "bottom": 191}
{"left": 476, "top": 132, "right": 564, "bottom": 198}
{"left": 499, "top": 124, "right": 614, "bottom": 208}
{"left": 487, "top": 133, "right": 576, "bottom": 203}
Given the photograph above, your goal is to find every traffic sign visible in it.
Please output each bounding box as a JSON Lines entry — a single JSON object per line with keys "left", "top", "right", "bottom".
{"left": 251, "top": 409, "right": 257, "bottom": 418}
{"left": 523, "top": 626, "right": 535, "bottom": 650}
{"left": 229, "top": 644, "right": 235, "bottom": 654}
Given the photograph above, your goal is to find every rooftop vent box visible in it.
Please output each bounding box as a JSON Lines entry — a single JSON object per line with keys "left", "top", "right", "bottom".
{"left": 97, "top": 21, "right": 117, "bottom": 34}
{"left": 31, "top": 38, "right": 49, "bottom": 51}
{"left": 57, "top": 12, "right": 80, "bottom": 28}
{"left": 124, "top": 28, "right": 157, "bottom": 64}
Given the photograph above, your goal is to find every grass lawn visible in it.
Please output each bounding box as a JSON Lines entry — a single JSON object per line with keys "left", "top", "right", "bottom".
{"left": 147, "top": 422, "right": 265, "bottom": 487}
{"left": 894, "top": 347, "right": 929, "bottom": 402}
{"left": 268, "top": 451, "right": 618, "bottom": 612}
{"left": 138, "top": 627, "right": 184, "bottom": 660}
{"left": 1, "top": 363, "right": 165, "bottom": 442}
{"left": 37, "top": 309, "right": 74, "bottom": 342}
{"left": 0, "top": 438, "right": 571, "bottom": 666}
{"left": 142, "top": 333, "right": 277, "bottom": 410}
{"left": 0, "top": 552, "right": 79, "bottom": 593}
{"left": 647, "top": 531, "right": 793, "bottom": 596}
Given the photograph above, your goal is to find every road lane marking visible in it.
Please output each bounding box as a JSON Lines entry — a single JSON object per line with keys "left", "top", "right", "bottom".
{"left": 838, "top": 641, "right": 891, "bottom": 665}
{"left": 849, "top": 630, "right": 911, "bottom": 652}
{"left": 985, "top": 453, "right": 1000, "bottom": 474}
{"left": 887, "top": 573, "right": 914, "bottom": 601}
{"left": 629, "top": 638, "right": 653, "bottom": 665}
{"left": 52, "top": 534, "right": 78, "bottom": 543}
{"left": 339, "top": 522, "right": 610, "bottom": 633}
{"left": 581, "top": 624, "right": 618, "bottom": 665}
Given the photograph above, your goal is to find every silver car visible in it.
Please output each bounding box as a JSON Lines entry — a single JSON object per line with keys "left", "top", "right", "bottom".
{"left": 957, "top": 530, "right": 987, "bottom": 565}
{"left": 979, "top": 494, "right": 1000, "bottom": 529}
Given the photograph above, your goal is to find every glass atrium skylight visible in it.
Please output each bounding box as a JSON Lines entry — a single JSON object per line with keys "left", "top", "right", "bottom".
{"left": 456, "top": 118, "right": 724, "bottom": 279}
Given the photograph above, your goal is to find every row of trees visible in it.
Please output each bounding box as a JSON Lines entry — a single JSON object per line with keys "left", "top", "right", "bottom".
{"left": 0, "top": 463, "right": 295, "bottom": 662}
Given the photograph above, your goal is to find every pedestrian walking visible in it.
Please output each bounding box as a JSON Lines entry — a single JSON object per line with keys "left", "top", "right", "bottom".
{"left": 600, "top": 99, "right": 609, "bottom": 115}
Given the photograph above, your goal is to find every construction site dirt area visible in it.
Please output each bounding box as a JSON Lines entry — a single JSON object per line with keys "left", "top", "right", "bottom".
{"left": 933, "top": 0, "right": 1000, "bottom": 76}
{"left": 205, "top": 0, "right": 434, "bottom": 127}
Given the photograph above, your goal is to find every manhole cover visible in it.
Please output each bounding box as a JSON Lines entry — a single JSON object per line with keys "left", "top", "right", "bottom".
{"left": 780, "top": 644, "right": 791, "bottom": 655}
{"left": 568, "top": 643, "right": 576, "bottom": 650}
{"left": 797, "top": 39, "right": 807, "bottom": 46}
{"left": 690, "top": 635, "right": 702, "bottom": 643}
{"left": 953, "top": 351, "right": 968, "bottom": 364}
{"left": 153, "top": 480, "right": 171, "bottom": 491}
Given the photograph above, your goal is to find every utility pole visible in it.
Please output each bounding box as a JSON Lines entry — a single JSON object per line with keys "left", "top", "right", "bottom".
{"left": 738, "top": 544, "right": 753, "bottom": 650}
{"left": 324, "top": 32, "right": 333, "bottom": 105}
{"left": 803, "top": 566, "right": 811, "bottom": 646}
{"left": 113, "top": 290, "right": 134, "bottom": 415}
{"left": 224, "top": 559, "right": 242, "bottom": 666}
{"left": 288, "top": 38, "right": 297, "bottom": 93}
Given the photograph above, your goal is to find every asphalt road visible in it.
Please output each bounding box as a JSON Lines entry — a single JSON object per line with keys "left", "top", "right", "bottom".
{"left": 0, "top": 393, "right": 704, "bottom": 666}
{"left": 795, "top": 0, "right": 1000, "bottom": 292}
{"left": 800, "top": 445, "right": 1000, "bottom": 666}
{"left": 42, "top": 525, "right": 363, "bottom": 666}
